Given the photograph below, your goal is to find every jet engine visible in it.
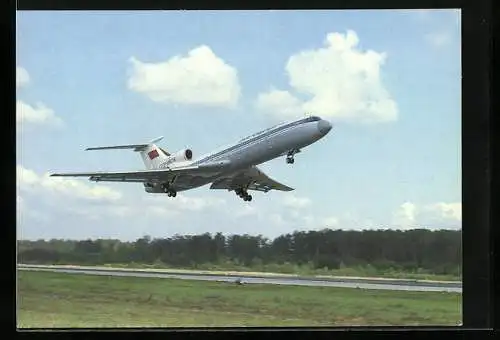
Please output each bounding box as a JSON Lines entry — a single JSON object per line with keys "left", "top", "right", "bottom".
{"left": 143, "top": 182, "right": 155, "bottom": 188}
{"left": 143, "top": 181, "right": 159, "bottom": 193}
{"left": 168, "top": 148, "right": 193, "bottom": 163}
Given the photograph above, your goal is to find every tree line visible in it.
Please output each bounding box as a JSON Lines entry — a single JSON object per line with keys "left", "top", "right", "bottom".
{"left": 17, "top": 228, "right": 461, "bottom": 277}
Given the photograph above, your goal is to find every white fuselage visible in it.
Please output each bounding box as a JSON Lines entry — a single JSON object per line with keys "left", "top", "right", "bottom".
{"left": 146, "top": 116, "right": 332, "bottom": 192}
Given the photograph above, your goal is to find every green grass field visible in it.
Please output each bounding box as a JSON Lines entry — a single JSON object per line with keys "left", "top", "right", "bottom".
{"left": 17, "top": 271, "right": 462, "bottom": 328}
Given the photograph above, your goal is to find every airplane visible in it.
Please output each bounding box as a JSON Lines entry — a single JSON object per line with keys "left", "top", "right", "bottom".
{"left": 50, "top": 115, "right": 332, "bottom": 202}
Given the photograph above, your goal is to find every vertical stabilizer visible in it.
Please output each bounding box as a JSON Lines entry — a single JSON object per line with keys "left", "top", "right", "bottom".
{"left": 139, "top": 143, "right": 169, "bottom": 169}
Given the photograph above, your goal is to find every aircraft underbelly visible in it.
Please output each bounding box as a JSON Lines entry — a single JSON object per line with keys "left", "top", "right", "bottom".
{"left": 174, "top": 174, "right": 218, "bottom": 191}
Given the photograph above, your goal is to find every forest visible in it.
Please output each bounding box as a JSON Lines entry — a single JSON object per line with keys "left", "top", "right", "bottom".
{"left": 18, "top": 228, "right": 462, "bottom": 279}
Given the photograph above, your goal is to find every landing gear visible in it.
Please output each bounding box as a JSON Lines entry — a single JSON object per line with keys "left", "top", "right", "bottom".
{"left": 235, "top": 188, "right": 252, "bottom": 202}
{"left": 286, "top": 150, "right": 297, "bottom": 164}
{"left": 161, "top": 183, "right": 177, "bottom": 197}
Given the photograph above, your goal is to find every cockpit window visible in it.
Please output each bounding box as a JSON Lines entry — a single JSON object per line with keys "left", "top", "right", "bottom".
{"left": 304, "top": 115, "right": 321, "bottom": 123}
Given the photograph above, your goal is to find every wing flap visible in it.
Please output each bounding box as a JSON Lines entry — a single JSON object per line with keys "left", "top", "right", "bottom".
{"left": 210, "top": 166, "right": 293, "bottom": 193}
{"left": 251, "top": 175, "right": 294, "bottom": 192}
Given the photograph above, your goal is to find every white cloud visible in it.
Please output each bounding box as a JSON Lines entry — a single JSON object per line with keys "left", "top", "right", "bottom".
{"left": 147, "top": 206, "right": 175, "bottom": 217}
{"left": 16, "top": 100, "right": 63, "bottom": 127}
{"left": 173, "top": 194, "right": 226, "bottom": 211}
{"left": 256, "top": 30, "right": 398, "bottom": 123}
{"left": 298, "top": 214, "right": 339, "bottom": 229}
{"left": 258, "top": 212, "right": 342, "bottom": 239}
{"left": 17, "top": 166, "right": 39, "bottom": 186}
{"left": 17, "top": 165, "right": 230, "bottom": 238}
{"left": 16, "top": 68, "right": 64, "bottom": 128}
{"left": 235, "top": 205, "right": 258, "bottom": 217}
{"left": 17, "top": 165, "right": 121, "bottom": 202}
{"left": 105, "top": 192, "right": 226, "bottom": 221}
{"left": 44, "top": 176, "right": 122, "bottom": 201}
{"left": 392, "top": 201, "right": 461, "bottom": 229}
{"left": 127, "top": 45, "right": 241, "bottom": 108}
{"left": 321, "top": 216, "right": 340, "bottom": 227}
{"left": 282, "top": 195, "right": 312, "bottom": 209}
{"left": 64, "top": 206, "right": 102, "bottom": 221}
{"left": 141, "top": 193, "right": 226, "bottom": 212}
{"left": 392, "top": 202, "right": 417, "bottom": 229}
{"left": 256, "top": 89, "right": 303, "bottom": 118}
{"left": 269, "top": 213, "right": 286, "bottom": 226}
{"left": 17, "top": 67, "right": 30, "bottom": 88}
{"left": 259, "top": 203, "right": 340, "bottom": 236}
{"left": 106, "top": 204, "right": 137, "bottom": 218}
{"left": 426, "top": 202, "right": 462, "bottom": 221}
{"left": 425, "top": 31, "right": 452, "bottom": 47}
{"left": 301, "top": 215, "right": 315, "bottom": 227}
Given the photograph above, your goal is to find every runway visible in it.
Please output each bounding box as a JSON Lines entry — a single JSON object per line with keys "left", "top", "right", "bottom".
{"left": 17, "top": 264, "right": 462, "bottom": 293}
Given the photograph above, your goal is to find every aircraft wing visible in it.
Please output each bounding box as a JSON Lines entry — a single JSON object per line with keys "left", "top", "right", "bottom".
{"left": 209, "top": 166, "right": 294, "bottom": 193}
{"left": 50, "top": 164, "right": 220, "bottom": 183}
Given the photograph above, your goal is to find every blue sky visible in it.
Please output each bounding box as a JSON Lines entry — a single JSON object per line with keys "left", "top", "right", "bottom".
{"left": 16, "top": 10, "right": 462, "bottom": 241}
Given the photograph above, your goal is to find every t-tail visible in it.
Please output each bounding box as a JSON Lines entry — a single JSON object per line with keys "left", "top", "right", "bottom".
{"left": 85, "top": 136, "right": 171, "bottom": 170}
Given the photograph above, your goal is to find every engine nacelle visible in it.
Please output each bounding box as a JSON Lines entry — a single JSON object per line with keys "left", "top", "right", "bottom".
{"left": 143, "top": 181, "right": 158, "bottom": 193}
{"left": 168, "top": 148, "right": 193, "bottom": 163}
{"left": 143, "top": 182, "right": 155, "bottom": 188}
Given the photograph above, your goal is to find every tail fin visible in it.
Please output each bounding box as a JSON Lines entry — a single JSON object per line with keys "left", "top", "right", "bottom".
{"left": 85, "top": 136, "right": 170, "bottom": 170}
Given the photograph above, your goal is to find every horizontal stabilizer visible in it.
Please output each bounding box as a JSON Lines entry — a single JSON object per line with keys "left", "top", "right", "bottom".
{"left": 86, "top": 144, "right": 149, "bottom": 152}
{"left": 85, "top": 136, "right": 164, "bottom": 152}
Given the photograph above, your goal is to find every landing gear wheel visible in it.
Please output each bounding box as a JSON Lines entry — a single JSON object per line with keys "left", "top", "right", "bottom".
{"left": 162, "top": 184, "right": 177, "bottom": 198}
{"left": 286, "top": 149, "right": 298, "bottom": 164}
{"left": 236, "top": 188, "right": 252, "bottom": 202}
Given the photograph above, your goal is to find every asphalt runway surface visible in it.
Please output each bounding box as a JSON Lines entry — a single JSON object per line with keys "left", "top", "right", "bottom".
{"left": 17, "top": 264, "right": 462, "bottom": 293}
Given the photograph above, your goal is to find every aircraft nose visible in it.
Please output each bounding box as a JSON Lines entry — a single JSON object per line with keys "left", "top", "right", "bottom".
{"left": 317, "top": 119, "right": 332, "bottom": 135}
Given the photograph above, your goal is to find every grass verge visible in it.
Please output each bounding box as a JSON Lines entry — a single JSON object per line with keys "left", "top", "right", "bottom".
{"left": 17, "top": 271, "right": 462, "bottom": 328}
